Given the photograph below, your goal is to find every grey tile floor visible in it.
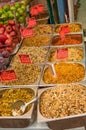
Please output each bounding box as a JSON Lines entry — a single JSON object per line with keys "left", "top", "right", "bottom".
{"left": 76, "top": 0, "right": 86, "bottom": 29}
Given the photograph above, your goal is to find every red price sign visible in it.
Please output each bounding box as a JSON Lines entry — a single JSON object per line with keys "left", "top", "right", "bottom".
{"left": 30, "top": 4, "right": 44, "bottom": 16}
{"left": 20, "top": 28, "right": 34, "bottom": 38}
{"left": 60, "top": 25, "right": 70, "bottom": 39}
{"left": 36, "top": 4, "right": 44, "bottom": 13}
{"left": 0, "top": 70, "right": 17, "bottom": 81}
{"left": 19, "top": 54, "right": 32, "bottom": 64}
{"left": 26, "top": 17, "right": 37, "bottom": 28}
{"left": 56, "top": 48, "right": 68, "bottom": 59}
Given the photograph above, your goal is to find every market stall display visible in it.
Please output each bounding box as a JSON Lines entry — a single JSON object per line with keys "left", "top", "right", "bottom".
{"left": 0, "top": 8, "right": 85, "bottom": 129}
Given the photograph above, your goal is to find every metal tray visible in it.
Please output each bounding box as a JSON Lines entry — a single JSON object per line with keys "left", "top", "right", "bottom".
{"left": 51, "top": 33, "right": 84, "bottom": 46}
{"left": 39, "top": 61, "right": 86, "bottom": 87}
{"left": 0, "top": 86, "right": 37, "bottom": 119}
{"left": 53, "top": 22, "right": 83, "bottom": 34}
{"left": 37, "top": 83, "right": 86, "bottom": 123}
{"left": 47, "top": 44, "right": 85, "bottom": 62}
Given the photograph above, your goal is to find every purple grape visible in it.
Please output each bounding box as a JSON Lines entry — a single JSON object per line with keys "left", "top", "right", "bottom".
{"left": 0, "top": 56, "right": 5, "bottom": 63}
{"left": 2, "top": 51, "right": 10, "bottom": 58}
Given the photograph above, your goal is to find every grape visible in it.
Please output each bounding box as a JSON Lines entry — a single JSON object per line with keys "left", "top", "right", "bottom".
{"left": 2, "top": 51, "right": 10, "bottom": 58}
{"left": 0, "top": 56, "right": 5, "bottom": 63}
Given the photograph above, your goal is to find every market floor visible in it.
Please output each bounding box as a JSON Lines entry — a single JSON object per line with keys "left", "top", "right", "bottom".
{"left": 76, "top": 0, "right": 86, "bottom": 29}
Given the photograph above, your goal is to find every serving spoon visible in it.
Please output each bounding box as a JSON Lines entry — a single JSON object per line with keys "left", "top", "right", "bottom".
{"left": 11, "top": 96, "right": 38, "bottom": 116}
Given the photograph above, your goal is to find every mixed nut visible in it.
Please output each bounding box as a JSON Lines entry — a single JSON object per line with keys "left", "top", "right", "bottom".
{"left": 39, "top": 84, "right": 86, "bottom": 119}
{"left": 11, "top": 47, "right": 48, "bottom": 65}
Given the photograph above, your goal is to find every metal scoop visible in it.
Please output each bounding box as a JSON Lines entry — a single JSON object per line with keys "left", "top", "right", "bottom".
{"left": 46, "top": 62, "right": 57, "bottom": 77}
{"left": 11, "top": 97, "right": 38, "bottom": 116}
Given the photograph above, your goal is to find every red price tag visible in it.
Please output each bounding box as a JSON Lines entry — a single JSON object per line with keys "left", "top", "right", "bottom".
{"left": 36, "top": 4, "right": 44, "bottom": 13}
{"left": 30, "top": 6, "right": 39, "bottom": 16}
{"left": 20, "top": 28, "right": 34, "bottom": 38}
{"left": 56, "top": 48, "right": 68, "bottom": 59}
{"left": 0, "top": 70, "right": 17, "bottom": 81}
{"left": 60, "top": 25, "right": 70, "bottom": 33}
{"left": 26, "top": 17, "right": 37, "bottom": 28}
{"left": 30, "top": 4, "right": 44, "bottom": 16}
{"left": 60, "top": 25, "right": 70, "bottom": 39}
{"left": 19, "top": 54, "right": 32, "bottom": 64}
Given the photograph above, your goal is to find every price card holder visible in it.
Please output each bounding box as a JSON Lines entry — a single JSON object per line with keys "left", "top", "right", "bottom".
{"left": 56, "top": 48, "right": 68, "bottom": 59}
{"left": 0, "top": 70, "right": 17, "bottom": 82}
{"left": 19, "top": 54, "right": 32, "bottom": 64}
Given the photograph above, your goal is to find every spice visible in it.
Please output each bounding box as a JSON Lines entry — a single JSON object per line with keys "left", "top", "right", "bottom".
{"left": 55, "top": 23, "right": 82, "bottom": 33}
{"left": 48, "top": 46, "right": 84, "bottom": 62}
{"left": 2, "top": 64, "right": 41, "bottom": 85}
{"left": 39, "top": 84, "right": 86, "bottom": 118}
{"left": 11, "top": 47, "right": 47, "bottom": 65}
{"left": 43, "top": 63, "right": 85, "bottom": 84}
{"left": 22, "top": 35, "right": 51, "bottom": 47}
{"left": 34, "top": 25, "right": 52, "bottom": 35}
{"left": 52, "top": 36, "right": 82, "bottom": 45}
{"left": 0, "top": 88, "right": 35, "bottom": 116}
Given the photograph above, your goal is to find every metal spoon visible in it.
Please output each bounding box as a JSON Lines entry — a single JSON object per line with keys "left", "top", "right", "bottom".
{"left": 11, "top": 97, "right": 38, "bottom": 116}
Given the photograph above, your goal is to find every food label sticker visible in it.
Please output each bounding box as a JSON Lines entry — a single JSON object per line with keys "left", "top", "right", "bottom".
{"left": 0, "top": 70, "right": 17, "bottom": 81}
{"left": 20, "top": 28, "right": 34, "bottom": 38}
{"left": 56, "top": 48, "right": 68, "bottom": 59}
{"left": 26, "top": 17, "right": 37, "bottom": 28}
{"left": 19, "top": 54, "right": 32, "bottom": 64}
